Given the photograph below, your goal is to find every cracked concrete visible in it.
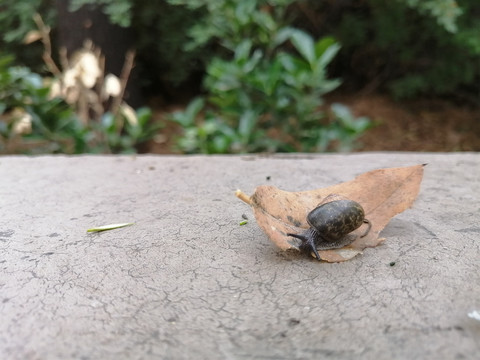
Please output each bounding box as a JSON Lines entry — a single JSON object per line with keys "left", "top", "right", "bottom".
{"left": 0, "top": 153, "right": 479, "bottom": 359}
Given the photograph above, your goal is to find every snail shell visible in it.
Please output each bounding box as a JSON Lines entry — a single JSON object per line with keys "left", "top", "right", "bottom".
{"left": 288, "top": 194, "right": 371, "bottom": 260}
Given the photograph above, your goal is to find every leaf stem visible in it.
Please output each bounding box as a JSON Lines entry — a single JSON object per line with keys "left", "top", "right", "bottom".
{"left": 235, "top": 189, "right": 252, "bottom": 205}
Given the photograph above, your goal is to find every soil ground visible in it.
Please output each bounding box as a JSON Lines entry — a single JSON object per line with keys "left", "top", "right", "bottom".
{"left": 339, "top": 94, "right": 480, "bottom": 152}
{"left": 145, "top": 93, "right": 480, "bottom": 153}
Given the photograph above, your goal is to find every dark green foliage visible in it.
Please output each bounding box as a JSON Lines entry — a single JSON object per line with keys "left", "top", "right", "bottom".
{"left": 98, "top": 107, "right": 159, "bottom": 154}
{"left": 313, "top": 0, "right": 480, "bottom": 98}
{"left": 381, "top": 0, "right": 480, "bottom": 98}
{"left": 2, "top": 0, "right": 478, "bottom": 99}
{"left": 0, "top": 0, "right": 55, "bottom": 71}
{"left": 131, "top": 0, "right": 209, "bottom": 88}
{"left": 69, "top": 0, "right": 132, "bottom": 27}
{"left": 0, "top": 55, "right": 84, "bottom": 153}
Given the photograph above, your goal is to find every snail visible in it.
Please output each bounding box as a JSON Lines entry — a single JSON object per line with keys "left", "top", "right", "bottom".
{"left": 287, "top": 195, "right": 371, "bottom": 261}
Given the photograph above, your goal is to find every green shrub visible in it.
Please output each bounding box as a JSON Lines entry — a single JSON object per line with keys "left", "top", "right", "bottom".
{"left": 2, "top": 0, "right": 478, "bottom": 156}
{"left": 0, "top": 0, "right": 55, "bottom": 71}
{"left": 0, "top": 53, "right": 158, "bottom": 154}
{"left": 403, "top": 0, "right": 462, "bottom": 33}
{"left": 169, "top": 0, "right": 371, "bottom": 153}
{"left": 69, "top": 0, "right": 132, "bottom": 27}
{"left": 2, "top": 0, "right": 476, "bottom": 99}
{"left": 312, "top": 0, "right": 479, "bottom": 98}
{"left": 0, "top": 55, "right": 84, "bottom": 153}
{"left": 131, "top": 0, "right": 209, "bottom": 87}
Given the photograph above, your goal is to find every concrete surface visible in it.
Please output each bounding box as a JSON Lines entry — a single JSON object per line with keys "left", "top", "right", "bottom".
{"left": 1, "top": 153, "right": 479, "bottom": 359}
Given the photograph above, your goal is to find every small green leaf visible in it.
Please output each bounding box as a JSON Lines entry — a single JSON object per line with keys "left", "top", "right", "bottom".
{"left": 316, "top": 42, "right": 341, "bottom": 71}
{"left": 289, "top": 30, "right": 315, "bottom": 66}
{"left": 87, "top": 222, "right": 134, "bottom": 232}
{"left": 234, "top": 39, "right": 252, "bottom": 62}
{"left": 238, "top": 110, "right": 257, "bottom": 139}
{"left": 239, "top": 220, "right": 248, "bottom": 226}
{"left": 314, "top": 36, "right": 337, "bottom": 58}
{"left": 273, "top": 27, "right": 296, "bottom": 47}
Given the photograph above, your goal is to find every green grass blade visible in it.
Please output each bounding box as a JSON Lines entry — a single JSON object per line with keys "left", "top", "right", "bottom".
{"left": 87, "top": 222, "right": 134, "bottom": 232}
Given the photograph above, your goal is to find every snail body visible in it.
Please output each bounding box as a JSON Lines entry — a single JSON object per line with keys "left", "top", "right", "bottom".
{"left": 288, "top": 197, "right": 371, "bottom": 261}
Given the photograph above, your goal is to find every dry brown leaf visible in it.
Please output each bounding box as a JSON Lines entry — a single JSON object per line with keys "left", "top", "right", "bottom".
{"left": 236, "top": 164, "right": 425, "bottom": 262}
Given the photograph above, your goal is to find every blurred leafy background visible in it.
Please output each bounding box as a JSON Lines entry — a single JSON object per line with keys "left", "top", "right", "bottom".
{"left": 0, "top": 0, "right": 478, "bottom": 154}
